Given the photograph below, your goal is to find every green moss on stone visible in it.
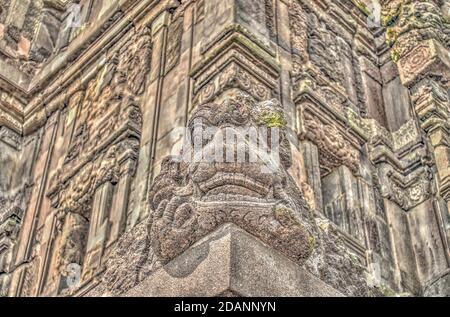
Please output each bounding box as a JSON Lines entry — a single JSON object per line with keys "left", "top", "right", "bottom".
{"left": 308, "top": 235, "right": 316, "bottom": 250}
{"left": 352, "top": 0, "right": 371, "bottom": 16}
{"left": 391, "top": 48, "right": 401, "bottom": 63}
{"left": 258, "top": 111, "right": 287, "bottom": 128}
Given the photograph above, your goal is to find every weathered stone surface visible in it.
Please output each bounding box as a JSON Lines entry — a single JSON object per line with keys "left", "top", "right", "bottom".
{"left": 123, "top": 224, "right": 344, "bottom": 297}
{"left": 0, "top": 0, "right": 449, "bottom": 297}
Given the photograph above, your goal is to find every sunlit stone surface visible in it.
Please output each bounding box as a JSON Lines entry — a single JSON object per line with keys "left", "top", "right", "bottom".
{"left": 0, "top": 0, "right": 449, "bottom": 297}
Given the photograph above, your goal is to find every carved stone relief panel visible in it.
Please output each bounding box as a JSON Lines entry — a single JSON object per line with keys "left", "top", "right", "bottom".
{"left": 307, "top": 13, "right": 343, "bottom": 85}
{"left": 37, "top": 28, "right": 151, "bottom": 295}
{"left": 383, "top": 0, "right": 449, "bottom": 63}
{"left": 379, "top": 168, "right": 433, "bottom": 211}
{"left": 289, "top": 0, "right": 308, "bottom": 77}
{"left": 322, "top": 166, "right": 365, "bottom": 244}
{"left": 192, "top": 28, "right": 279, "bottom": 106}
{"left": 301, "top": 111, "right": 360, "bottom": 176}
{"left": 290, "top": 1, "right": 374, "bottom": 119}
{"left": 165, "top": 15, "right": 183, "bottom": 75}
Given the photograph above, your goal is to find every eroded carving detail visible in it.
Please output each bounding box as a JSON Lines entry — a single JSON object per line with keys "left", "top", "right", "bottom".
{"left": 149, "top": 95, "right": 313, "bottom": 264}
{"left": 383, "top": 1, "right": 449, "bottom": 62}
{"left": 165, "top": 16, "right": 183, "bottom": 74}
{"left": 383, "top": 171, "right": 432, "bottom": 211}
{"left": 192, "top": 30, "right": 279, "bottom": 106}
{"left": 134, "top": 94, "right": 370, "bottom": 296}
{"left": 302, "top": 111, "right": 360, "bottom": 176}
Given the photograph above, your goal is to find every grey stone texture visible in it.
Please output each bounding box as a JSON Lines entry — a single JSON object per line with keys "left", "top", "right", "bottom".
{"left": 124, "top": 224, "right": 344, "bottom": 297}
{"left": 0, "top": 0, "right": 449, "bottom": 297}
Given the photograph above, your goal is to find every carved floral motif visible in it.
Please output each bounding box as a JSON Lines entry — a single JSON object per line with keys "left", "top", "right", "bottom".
{"left": 302, "top": 111, "right": 360, "bottom": 176}
{"left": 192, "top": 30, "right": 279, "bottom": 106}
{"left": 40, "top": 28, "right": 151, "bottom": 295}
{"left": 148, "top": 95, "right": 313, "bottom": 263}
{"left": 380, "top": 169, "right": 432, "bottom": 211}
{"left": 165, "top": 16, "right": 183, "bottom": 74}
{"left": 195, "top": 61, "right": 273, "bottom": 105}
{"left": 399, "top": 44, "right": 432, "bottom": 79}
{"left": 383, "top": 1, "right": 449, "bottom": 61}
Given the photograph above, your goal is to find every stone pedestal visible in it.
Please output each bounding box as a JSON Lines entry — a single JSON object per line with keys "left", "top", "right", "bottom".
{"left": 125, "top": 224, "right": 343, "bottom": 297}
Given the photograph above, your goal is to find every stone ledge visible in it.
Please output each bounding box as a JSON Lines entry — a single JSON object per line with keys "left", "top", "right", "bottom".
{"left": 125, "top": 223, "right": 343, "bottom": 297}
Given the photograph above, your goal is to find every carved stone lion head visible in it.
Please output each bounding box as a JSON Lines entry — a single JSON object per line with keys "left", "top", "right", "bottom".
{"left": 148, "top": 94, "right": 315, "bottom": 265}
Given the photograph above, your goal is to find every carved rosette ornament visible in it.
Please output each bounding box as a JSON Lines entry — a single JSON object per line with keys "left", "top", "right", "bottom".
{"left": 191, "top": 27, "right": 279, "bottom": 107}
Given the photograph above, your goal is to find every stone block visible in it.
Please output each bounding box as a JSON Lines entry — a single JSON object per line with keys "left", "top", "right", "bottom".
{"left": 125, "top": 224, "right": 343, "bottom": 297}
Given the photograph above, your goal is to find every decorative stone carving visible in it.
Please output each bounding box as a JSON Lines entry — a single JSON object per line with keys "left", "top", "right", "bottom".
{"left": 409, "top": 78, "right": 450, "bottom": 202}
{"left": 302, "top": 111, "right": 360, "bottom": 176}
{"left": 383, "top": 1, "right": 449, "bottom": 62}
{"left": 399, "top": 43, "right": 432, "bottom": 80}
{"left": 411, "top": 78, "right": 449, "bottom": 132}
{"left": 82, "top": 93, "right": 369, "bottom": 297}
{"left": 165, "top": 16, "right": 183, "bottom": 75}
{"left": 289, "top": 0, "right": 309, "bottom": 76}
{"left": 382, "top": 170, "right": 432, "bottom": 211}
{"left": 52, "top": 140, "right": 137, "bottom": 215}
{"left": 392, "top": 120, "right": 420, "bottom": 151}
{"left": 57, "top": 208, "right": 90, "bottom": 271}
{"left": 0, "top": 188, "right": 25, "bottom": 245}
{"left": 192, "top": 27, "right": 279, "bottom": 106}
{"left": 0, "top": 205, "right": 23, "bottom": 276}
{"left": 293, "top": 62, "right": 348, "bottom": 115}
{"left": 2, "top": 0, "right": 450, "bottom": 298}
{"left": 148, "top": 95, "right": 313, "bottom": 264}
{"left": 357, "top": 110, "right": 433, "bottom": 211}
{"left": 0, "top": 111, "right": 22, "bottom": 135}
{"left": 195, "top": 62, "right": 272, "bottom": 105}
{"left": 121, "top": 30, "right": 152, "bottom": 96}
{"left": 307, "top": 13, "right": 344, "bottom": 85}
{"left": 95, "top": 220, "right": 159, "bottom": 297}
{"left": 50, "top": 30, "right": 150, "bottom": 193}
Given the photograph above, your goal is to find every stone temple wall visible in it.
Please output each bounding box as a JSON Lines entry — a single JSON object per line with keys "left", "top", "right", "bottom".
{"left": 0, "top": 0, "right": 449, "bottom": 297}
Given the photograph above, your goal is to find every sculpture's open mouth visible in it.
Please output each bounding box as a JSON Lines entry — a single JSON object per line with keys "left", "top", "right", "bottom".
{"left": 198, "top": 172, "right": 274, "bottom": 202}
